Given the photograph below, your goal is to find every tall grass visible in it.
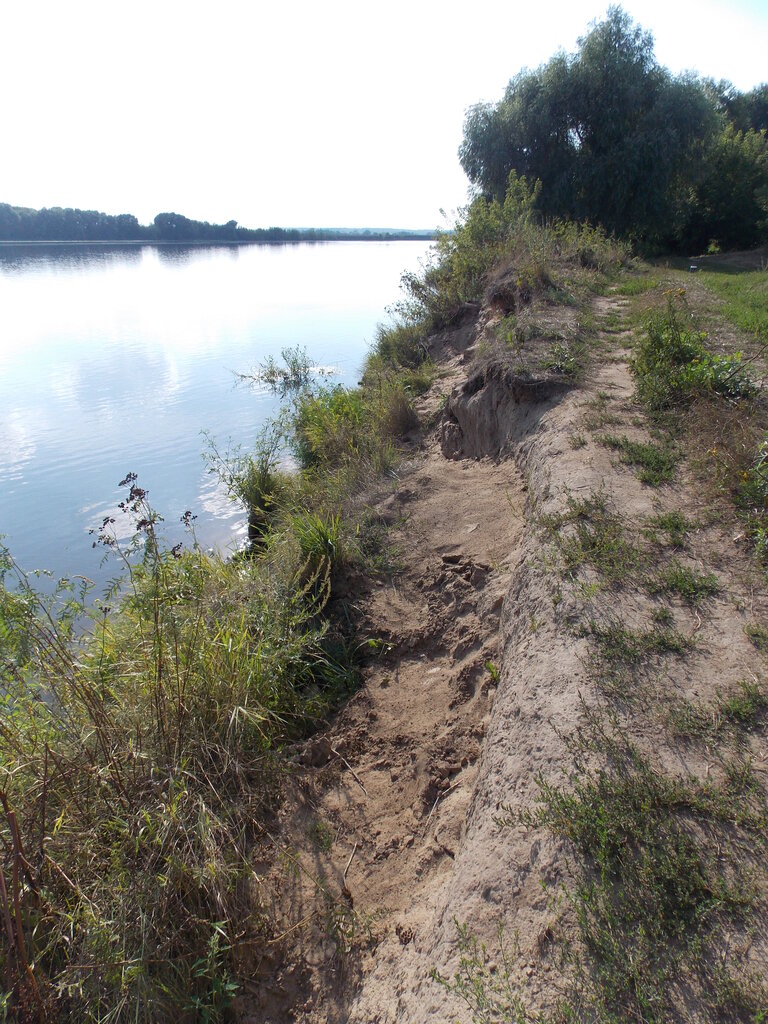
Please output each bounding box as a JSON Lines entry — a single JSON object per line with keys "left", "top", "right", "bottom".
{"left": 632, "top": 295, "right": 768, "bottom": 564}
{"left": 700, "top": 266, "right": 768, "bottom": 345}
{"left": 0, "top": 481, "right": 357, "bottom": 1021}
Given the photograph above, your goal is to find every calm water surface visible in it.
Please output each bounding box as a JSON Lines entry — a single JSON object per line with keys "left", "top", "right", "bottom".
{"left": 0, "top": 241, "right": 431, "bottom": 590}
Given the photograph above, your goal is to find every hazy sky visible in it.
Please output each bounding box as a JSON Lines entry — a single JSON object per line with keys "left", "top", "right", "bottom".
{"left": 3, "top": 0, "right": 767, "bottom": 229}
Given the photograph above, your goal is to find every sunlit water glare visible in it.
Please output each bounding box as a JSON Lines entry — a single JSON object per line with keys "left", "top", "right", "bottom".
{"left": 0, "top": 240, "right": 431, "bottom": 592}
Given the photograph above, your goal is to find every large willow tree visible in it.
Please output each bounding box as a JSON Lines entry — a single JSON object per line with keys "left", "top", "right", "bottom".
{"left": 459, "top": 7, "right": 716, "bottom": 245}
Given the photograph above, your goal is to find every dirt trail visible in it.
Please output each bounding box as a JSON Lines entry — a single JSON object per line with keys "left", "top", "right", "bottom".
{"left": 336, "top": 450, "right": 522, "bottom": 911}
{"left": 300, "top": 452, "right": 524, "bottom": 1019}
{"left": 243, "top": 340, "right": 525, "bottom": 1022}
{"left": 248, "top": 299, "right": 625, "bottom": 1022}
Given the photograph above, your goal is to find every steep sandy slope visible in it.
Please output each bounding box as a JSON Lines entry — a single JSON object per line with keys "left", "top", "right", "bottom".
{"left": 244, "top": 339, "right": 525, "bottom": 1022}
{"left": 344, "top": 309, "right": 617, "bottom": 1022}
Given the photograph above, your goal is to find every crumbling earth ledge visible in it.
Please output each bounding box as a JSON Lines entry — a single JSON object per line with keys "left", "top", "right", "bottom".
{"left": 343, "top": 321, "right": 599, "bottom": 1023}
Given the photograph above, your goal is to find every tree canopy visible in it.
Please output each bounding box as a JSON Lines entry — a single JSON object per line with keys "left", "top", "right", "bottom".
{"left": 459, "top": 6, "right": 768, "bottom": 251}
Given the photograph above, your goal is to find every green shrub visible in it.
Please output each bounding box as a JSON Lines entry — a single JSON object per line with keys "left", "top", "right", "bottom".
{"left": 633, "top": 299, "right": 755, "bottom": 412}
{"left": 370, "top": 319, "right": 430, "bottom": 370}
{"left": 538, "top": 492, "right": 642, "bottom": 585}
{"left": 293, "top": 386, "right": 364, "bottom": 469}
{"left": 204, "top": 427, "right": 292, "bottom": 541}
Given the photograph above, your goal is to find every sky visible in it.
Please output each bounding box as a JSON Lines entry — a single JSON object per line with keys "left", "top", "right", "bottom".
{"left": 2, "top": 0, "right": 767, "bottom": 230}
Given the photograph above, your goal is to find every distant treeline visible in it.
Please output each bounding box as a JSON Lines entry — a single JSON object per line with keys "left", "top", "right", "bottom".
{"left": 459, "top": 6, "right": 768, "bottom": 252}
{"left": 0, "top": 204, "right": 435, "bottom": 243}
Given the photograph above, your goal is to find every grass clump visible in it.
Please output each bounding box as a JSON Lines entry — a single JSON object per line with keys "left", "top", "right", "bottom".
{"left": 290, "top": 509, "right": 344, "bottom": 578}
{"left": 538, "top": 492, "right": 642, "bottom": 586}
{"left": 293, "top": 385, "right": 366, "bottom": 469}
{"left": 538, "top": 340, "right": 579, "bottom": 376}
{"left": 369, "top": 318, "right": 431, "bottom": 370}
{"left": 589, "top": 619, "right": 692, "bottom": 665}
{"left": 596, "top": 433, "right": 678, "bottom": 485}
{"left": 745, "top": 622, "right": 768, "bottom": 651}
{"left": 720, "top": 679, "right": 768, "bottom": 726}
{"left": 647, "top": 559, "right": 720, "bottom": 605}
{"left": 666, "top": 698, "right": 715, "bottom": 739}
{"left": 581, "top": 392, "right": 623, "bottom": 431}
{"left": 669, "top": 681, "right": 768, "bottom": 740}
{"left": 432, "top": 923, "right": 567, "bottom": 1024}
{"left": 205, "top": 426, "right": 293, "bottom": 542}
{"left": 645, "top": 510, "right": 692, "bottom": 547}
{"left": 307, "top": 818, "right": 335, "bottom": 852}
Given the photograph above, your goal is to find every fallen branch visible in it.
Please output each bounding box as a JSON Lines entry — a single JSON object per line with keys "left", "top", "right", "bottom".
{"left": 330, "top": 747, "right": 368, "bottom": 797}
{"left": 423, "top": 779, "right": 461, "bottom": 834}
{"left": 343, "top": 842, "right": 358, "bottom": 887}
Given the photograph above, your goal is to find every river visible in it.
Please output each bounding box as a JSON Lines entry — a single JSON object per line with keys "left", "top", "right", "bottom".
{"left": 0, "top": 240, "right": 431, "bottom": 591}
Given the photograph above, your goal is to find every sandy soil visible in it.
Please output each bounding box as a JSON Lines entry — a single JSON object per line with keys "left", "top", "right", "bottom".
{"left": 241, "top": 334, "right": 525, "bottom": 1020}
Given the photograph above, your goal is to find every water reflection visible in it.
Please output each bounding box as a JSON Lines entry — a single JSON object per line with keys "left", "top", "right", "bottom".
{"left": 152, "top": 243, "right": 242, "bottom": 267}
{"left": 0, "top": 242, "right": 144, "bottom": 273}
{"left": 0, "top": 239, "right": 432, "bottom": 592}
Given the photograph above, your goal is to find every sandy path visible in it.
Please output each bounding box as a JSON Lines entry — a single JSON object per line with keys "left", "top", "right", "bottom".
{"left": 243, "top": 372, "right": 525, "bottom": 1021}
